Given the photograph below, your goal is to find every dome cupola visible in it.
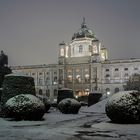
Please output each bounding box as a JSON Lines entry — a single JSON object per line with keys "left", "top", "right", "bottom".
{"left": 72, "top": 18, "right": 95, "bottom": 40}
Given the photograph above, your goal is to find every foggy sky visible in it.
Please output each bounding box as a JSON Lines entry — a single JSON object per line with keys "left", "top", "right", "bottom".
{"left": 0, "top": 0, "right": 140, "bottom": 66}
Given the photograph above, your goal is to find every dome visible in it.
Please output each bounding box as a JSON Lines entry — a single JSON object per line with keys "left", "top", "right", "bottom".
{"left": 72, "top": 18, "right": 95, "bottom": 40}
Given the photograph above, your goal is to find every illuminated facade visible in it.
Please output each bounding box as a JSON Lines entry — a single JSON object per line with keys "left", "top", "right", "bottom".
{"left": 12, "top": 18, "right": 140, "bottom": 101}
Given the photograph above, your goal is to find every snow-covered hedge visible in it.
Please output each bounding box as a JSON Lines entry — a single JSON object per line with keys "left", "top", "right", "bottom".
{"left": 105, "top": 91, "right": 140, "bottom": 123}
{"left": 1, "top": 73, "right": 36, "bottom": 107}
{"left": 58, "top": 98, "right": 81, "bottom": 114}
{"left": 4, "top": 94, "right": 45, "bottom": 120}
{"left": 36, "top": 95, "right": 51, "bottom": 112}
{"left": 0, "top": 66, "right": 12, "bottom": 88}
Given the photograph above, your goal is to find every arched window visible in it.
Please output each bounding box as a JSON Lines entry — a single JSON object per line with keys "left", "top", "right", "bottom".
{"left": 38, "top": 78, "right": 43, "bottom": 85}
{"left": 45, "top": 77, "right": 50, "bottom": 85}
{"left": 67, "top": 75, "right": 72, "bottom": 83}
{"left": 54, "top": 76, "right": 57, "bottom": 82}
{"left": 39, "top": 89, "right": 43, "bottom": 95}
{"left": 114, "top": 88, "right": 119, "bottom": 93}
{"left": 76, "top": 75, "right": 81, "bottom": 83}
{"left": 46, "top": 89, "right": 50, "bottom": 97}
{"left": 54, "top": 89, "right": 58, "bottom": 97}
{"left": 85, "top": 74, "right": 90, "bottom": 83}
{"left": 106, "top": 88, "right": 110, "bottom": 92}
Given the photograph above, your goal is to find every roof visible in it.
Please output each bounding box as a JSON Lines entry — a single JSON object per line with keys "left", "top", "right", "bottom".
{"left": 72, "top": 18, "right": 95, "bottom": 40}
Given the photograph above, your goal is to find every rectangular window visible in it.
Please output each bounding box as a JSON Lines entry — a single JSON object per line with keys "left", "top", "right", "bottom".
{"left": 105, "top": 74, "right": 110, "bottom": 77}
{"left": 124, "top": 68, "right": 128, "bottom": 71}
{"left": 134, "top": 67, "right": 138, "bottom": 70}
{"left": 106, "top": 69, "right": 109, "bottom": 72}
{"left": 39, "top": 72, "right": 42, "bottom": 75}
{"left": 115, "top": 68, "right": 119, "bottom": 71}
{"left": 79, "top": 45, "right": 83, "bottom": 53}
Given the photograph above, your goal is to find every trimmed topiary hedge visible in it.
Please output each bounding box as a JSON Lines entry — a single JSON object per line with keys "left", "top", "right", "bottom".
{"left": 36, "top": 95, "right": 51, "bottom": 113}
{"left": 0, "top": 66, "right": 12, "bottom": 88}
{"left": 1, "top": 73, "right": 36, "bottom": 107}
{"left": 88, "top": 92, "right": 102, "bottom": 106}
{"left": 105, "top": 91, "right": 140, "bottom": 124}
{"left": 57, "top": 88, "right": 74, "bottom": 104}
{"left": 58, "top": 98, "right": 81, "bottom": 114}
{"left": 4, "top": 94, "right": 45, "bottom": 120}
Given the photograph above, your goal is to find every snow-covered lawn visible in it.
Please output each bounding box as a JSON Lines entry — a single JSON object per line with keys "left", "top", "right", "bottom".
{"left": 0, "top": 99, "right": 140, "bottom": 140}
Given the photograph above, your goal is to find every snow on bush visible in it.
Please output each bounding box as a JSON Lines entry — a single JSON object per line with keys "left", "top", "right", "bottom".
{"left": 1, "top": 73, "right": 36, "bottom": 107}
{"left": 36, "top": 95, "right": 51, "bottom": 112}
{"left": 4, "top": 94, "right": 45, "bottom": 120}
{"left": 58, "top": 98, "right": 81, "bottom": 114}
{"left": 105, "top": 90, "right": 140, "bottom": 124}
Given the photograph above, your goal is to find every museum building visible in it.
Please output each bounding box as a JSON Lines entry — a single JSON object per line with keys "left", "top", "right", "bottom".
{"left": 12, "top": 18, "right": 140, "bottom": 101}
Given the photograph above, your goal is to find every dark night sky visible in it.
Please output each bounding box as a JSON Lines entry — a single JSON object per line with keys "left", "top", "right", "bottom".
{"left": 0, "top": 0, "right": 140, "bottom": 66}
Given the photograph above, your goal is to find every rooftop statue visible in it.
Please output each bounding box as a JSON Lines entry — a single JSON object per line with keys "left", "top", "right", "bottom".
{"left": 0, "top": 50, "right": 8, "bottom": 67}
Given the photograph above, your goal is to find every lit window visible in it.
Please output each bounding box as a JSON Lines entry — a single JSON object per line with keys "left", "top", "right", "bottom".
{"left": 85, "top": 74, "right": 90, "bottom": 82}
{"left": 67, "top": 69, "right": 72, "bottom": 73}
{"left": 85, "top": 68, "right": 89, "bottom": 72}
{"left": 67, "top": 75, "right": 72, "bottom": 82}
{"left": 65, "top": 46, "right": 69, "bottom": 57}
{"left": 76, "top": 68, "right": 80, "bottom": 72}
{"left": 85, "top": 74, "right": 89, "bottom": 78}
{"left": 76, "top": 75, "right": 81, "bottom": 83}
{"left": 60, "top": 48, "right": 64, "bottom": 56}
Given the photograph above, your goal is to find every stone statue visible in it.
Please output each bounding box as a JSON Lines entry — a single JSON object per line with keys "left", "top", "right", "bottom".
{"left": 0, "top": 50, "right": 8, "bottom": 67}
{"left": 0, "top": 50, "right": 11, "bottom": 88}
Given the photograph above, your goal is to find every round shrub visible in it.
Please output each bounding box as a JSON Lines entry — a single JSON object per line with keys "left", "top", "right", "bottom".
{"left": 58, "top": 98, "right": 81, "bottom": 114}
{"left": 57, "top": 88, "right": 74, "bottom": 104}
{"left": 1, "top": 73, "right": 36, "bottom": 107}
{"left": 36, "top": 95, "right": 51, "bottom": 112}
{"left": 4, "top": 94, "right": 45, "bottom": 120}
{"left": 105, "top": 91, "right": 140, "bottom": 124}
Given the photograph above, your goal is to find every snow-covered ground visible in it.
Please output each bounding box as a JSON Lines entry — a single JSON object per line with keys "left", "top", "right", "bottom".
{"left": 0, "top": 98, "right": 140, "bottom": 140}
